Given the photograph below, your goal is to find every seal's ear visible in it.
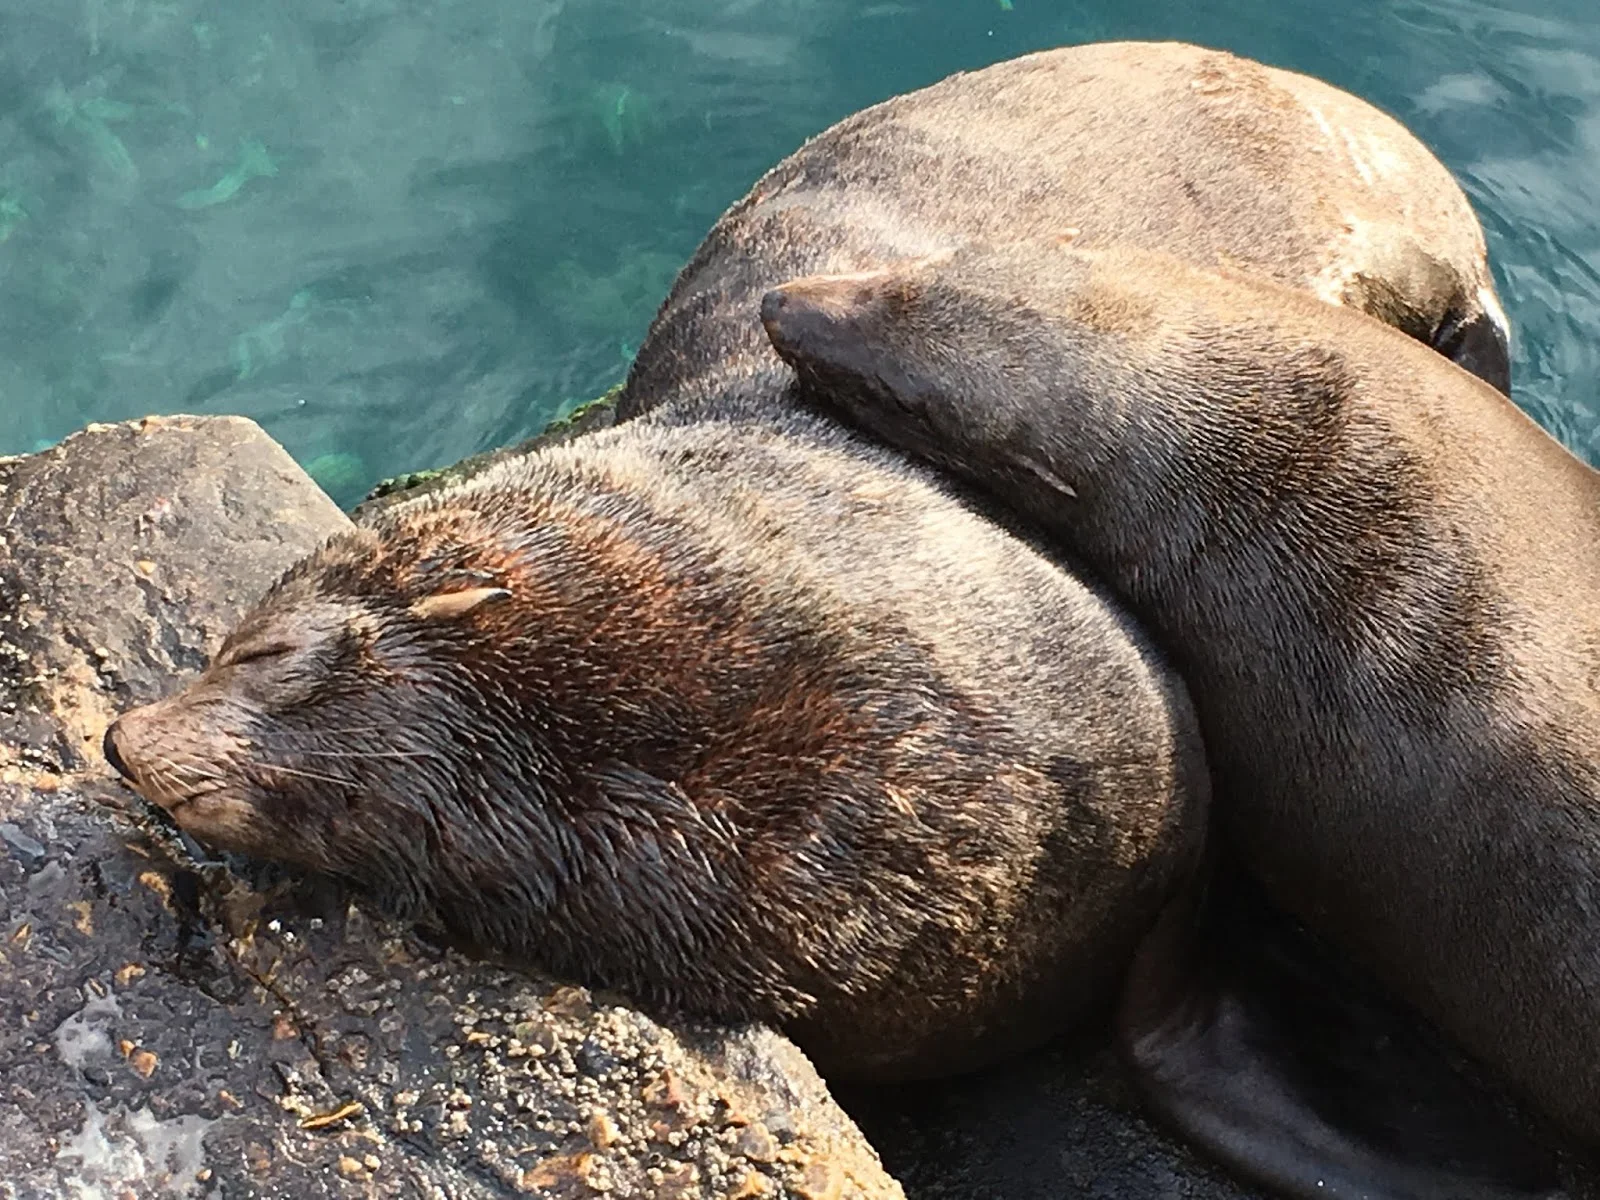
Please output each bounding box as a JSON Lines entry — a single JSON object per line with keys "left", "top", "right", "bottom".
{"left": 410, "top": 587, "right": 512, "bottom": 622}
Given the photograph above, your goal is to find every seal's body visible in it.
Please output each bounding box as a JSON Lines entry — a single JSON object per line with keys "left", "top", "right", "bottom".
{"left": 761, "top": 239, "right": 1600, "bottom": 1147}
{"left": 625, "top": 38, "right": 1510, "bottom": 431}
{"left": 104, "top": 413, "right": 1206, "bottom": 1082}
{"left": 103, "top": 42, "right": 1553, "bottom": 1200}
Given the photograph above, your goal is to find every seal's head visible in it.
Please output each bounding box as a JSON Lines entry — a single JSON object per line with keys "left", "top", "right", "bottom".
{"left": 760, "top": 243, "right": 1120, "bottom": 493}
{"left": 98, "top": 471, "right": 773, "bottom": 949}
{"left": 103, "top": 526, "right": 518, "bottom": 897}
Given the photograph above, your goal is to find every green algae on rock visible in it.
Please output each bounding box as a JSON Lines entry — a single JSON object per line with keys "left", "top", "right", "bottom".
{"left": 353, "top": 383, "right": 624, "bottom": 521}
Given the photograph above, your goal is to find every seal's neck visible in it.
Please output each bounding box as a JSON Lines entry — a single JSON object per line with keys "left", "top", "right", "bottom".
{"left": 619, "top": 348, "right": 799, "bottom": 427}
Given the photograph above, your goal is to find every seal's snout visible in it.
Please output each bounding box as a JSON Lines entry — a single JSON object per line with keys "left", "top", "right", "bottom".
{"left": 759, "top": 284, "right": 812, "bottom": 356}
{"left": 761, "top": 275, "right": 862, "bottom": 362}
{"left": 103, "top": 720, "right": 134, "bottom": 782}
{"left": 759, "top": 286, "right": 791, "bottom": 328}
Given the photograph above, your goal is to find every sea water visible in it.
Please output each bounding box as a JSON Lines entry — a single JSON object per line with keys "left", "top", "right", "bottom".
{"left": 0, "top": 0, "right": 1595, "bottom": 507}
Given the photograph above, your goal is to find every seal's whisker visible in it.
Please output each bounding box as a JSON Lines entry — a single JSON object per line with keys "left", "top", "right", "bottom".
{"left": 160, "top": 755, "right": 224, "bottom": 786}
{"left": 291, "top": 749, "right": 445, "bottom": 760}
{"left": 252, "top": 761, "right": 352, "bottom": 787}
{"left": 150, "top": 754, "right": 192, "bottom": 786}
{"left": 178, "top": 756, "right": 223, "bottom": 778}
{"left": 248, "top": 727, "right": 393, "bottom": 738}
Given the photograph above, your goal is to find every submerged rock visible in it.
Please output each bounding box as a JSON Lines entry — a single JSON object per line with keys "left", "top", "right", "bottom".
{"left": 0, "top": 415, "right": 902, "bottom": 1199}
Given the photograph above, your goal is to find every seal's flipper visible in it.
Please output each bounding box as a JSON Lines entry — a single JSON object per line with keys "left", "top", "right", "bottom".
{"left": 1117, "top": 871, "right": 1560, "bottom": 1200}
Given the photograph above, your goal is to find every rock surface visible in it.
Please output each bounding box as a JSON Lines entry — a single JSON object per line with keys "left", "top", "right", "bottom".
{"left": 0, "top": 415, "right": 902, "bottom": 1199}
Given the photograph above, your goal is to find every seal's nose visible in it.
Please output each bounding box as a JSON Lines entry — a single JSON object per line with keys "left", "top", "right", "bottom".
{"left": 103, "top": 721, "right": 134, "bottom": 782}
{"left": 761, "top": 284, "right": 825, "bottom": 359}
{"left": 759, "top": 287, "right": 789, "bottom": 321}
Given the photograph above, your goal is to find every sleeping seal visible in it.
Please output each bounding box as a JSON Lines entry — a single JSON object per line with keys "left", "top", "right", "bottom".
{"left": 103, "top": 413, "right": 1207, "bottom": 1084}
{"left": 760, "top": 239, "right": 1600, "bottom": 1162}
{"left": 106, "top": 40, "right": 1547, "bottom": 1200}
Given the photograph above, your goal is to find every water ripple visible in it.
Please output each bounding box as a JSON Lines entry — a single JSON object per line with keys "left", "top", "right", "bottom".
{"left": 0, "top": 0, "right": 1594, "bottom": 502}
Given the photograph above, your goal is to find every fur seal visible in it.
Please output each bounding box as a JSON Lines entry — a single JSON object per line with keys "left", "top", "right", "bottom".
{"left": 759, "top": 238, "right": 1600, "bottom": 1153}
{"left": 623, "top": 38, "right": 1510, "bottom": 430}
{"left": 104, "top": 42, "right": 1546, "bottom": 1200}
{"left": 103, "top": 413, "right": 1207, "bottom": 1083}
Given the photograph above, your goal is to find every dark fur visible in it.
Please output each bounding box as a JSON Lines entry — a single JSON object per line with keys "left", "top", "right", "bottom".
{"left": 624, "top": 38, "right": 1510, "bottom": 431}
{"left": 105, "top": 414, "right": 1206, "bottom": 1082}
{"left": 761, "top": 240, "right": 1600, "bottom": 1142}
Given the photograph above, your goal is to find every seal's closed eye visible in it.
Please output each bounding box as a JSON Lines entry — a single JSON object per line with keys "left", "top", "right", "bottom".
{"left": 218, "top": 641, "right": 295, "bottom": 667}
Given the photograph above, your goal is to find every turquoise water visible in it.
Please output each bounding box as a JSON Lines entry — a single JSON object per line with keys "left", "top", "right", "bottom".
{"left": 0, "top": 1, "right": 1596, "bottom": 507}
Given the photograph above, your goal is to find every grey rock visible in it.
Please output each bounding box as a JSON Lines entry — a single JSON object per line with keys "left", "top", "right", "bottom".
{"left": 0, "top": 414, "right": 350, "bottom": 771}
{"left": 0, "top": 415, "right": 902, "bottom": 1200}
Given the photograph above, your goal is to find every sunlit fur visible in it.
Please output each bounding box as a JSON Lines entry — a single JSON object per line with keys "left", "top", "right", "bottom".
{"left": 107, "top": 415, "right": 1207, "bottom": 1082}
{"left": 623, "top": 39, "right": 1510, "bottom": 434}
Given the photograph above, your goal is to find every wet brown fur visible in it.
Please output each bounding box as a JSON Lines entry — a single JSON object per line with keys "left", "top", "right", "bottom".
{"left": 107, "top": 416, "right": 1207, "bottom": 1081}
{"left": 761, "top": 241, "right": 1600, "bottom": 1140}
